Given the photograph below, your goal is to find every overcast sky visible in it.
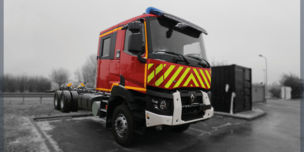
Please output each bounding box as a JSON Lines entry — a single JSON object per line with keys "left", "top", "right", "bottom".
{"left": 4, "top": 0, "right": 300, "bottom": 84}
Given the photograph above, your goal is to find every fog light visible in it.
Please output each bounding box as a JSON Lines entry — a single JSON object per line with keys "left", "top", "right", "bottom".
{"left": 159, "top": 100, "right": 167, "bottom": 110}
{"left": 152, "top": 99, "right": 159, "bottom": 109}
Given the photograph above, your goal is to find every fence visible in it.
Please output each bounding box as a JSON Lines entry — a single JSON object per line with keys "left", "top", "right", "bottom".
{"left": 1, "top": 93, "right": 54, "bottom": 104}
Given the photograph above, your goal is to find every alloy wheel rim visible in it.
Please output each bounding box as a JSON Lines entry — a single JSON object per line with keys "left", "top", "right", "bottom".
{"left": 114, "top": 113, "right": 128, "bottom": 138}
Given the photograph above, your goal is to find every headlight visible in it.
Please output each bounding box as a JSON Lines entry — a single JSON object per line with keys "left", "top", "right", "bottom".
{"left": 148, "top": 97, "right": 173, "bottom": 115}
{"left": 151, "top": 98, "right": 170, "bottom": 111}
{"left": 159, "top": 100, "right": 167, "bottom": 110}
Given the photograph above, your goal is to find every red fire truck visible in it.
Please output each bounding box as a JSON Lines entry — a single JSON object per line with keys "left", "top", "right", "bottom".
{"left": 53, "top": 7, "right": 213, "bottom": 146}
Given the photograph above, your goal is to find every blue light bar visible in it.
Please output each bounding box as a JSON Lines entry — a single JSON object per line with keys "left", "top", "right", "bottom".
{"left": 145, "top": 7, "right": 163, "bottom": 16}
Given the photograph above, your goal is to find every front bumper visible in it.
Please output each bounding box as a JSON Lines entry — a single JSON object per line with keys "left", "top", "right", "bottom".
{"left": 145, "top": 91, "right": 214, "bottom": 127}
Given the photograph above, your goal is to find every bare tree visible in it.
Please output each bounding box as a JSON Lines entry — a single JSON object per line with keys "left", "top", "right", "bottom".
{"left": 50, "top": 68, "right": 70, "bottom": 88}
{"left": 74, "top": 68, "right": 83, "bottom": 83}
{"left": 75, "top": 54, "right": 97, "bottom": 88}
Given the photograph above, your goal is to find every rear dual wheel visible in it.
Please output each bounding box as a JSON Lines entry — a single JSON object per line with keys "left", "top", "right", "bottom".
{"left": 54, "top": 91, "right": 62, "bottom": 110}
{"left": 54, "top": 90, "right": 77, "bottom": 113}
{"left": 60, "top": 91, "right": 72, "bottom": 113}
{"left": 70, "top": 91, "right": 78, "bottom": 112}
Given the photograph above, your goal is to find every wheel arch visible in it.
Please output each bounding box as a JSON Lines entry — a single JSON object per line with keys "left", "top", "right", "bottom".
{"left": 106, "top": 85, "right": 135, "bottom": 128}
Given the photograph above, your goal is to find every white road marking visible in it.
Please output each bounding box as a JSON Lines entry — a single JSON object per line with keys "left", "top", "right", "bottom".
{"left": 32, "top": 119, "right": 63, "bottom": 152}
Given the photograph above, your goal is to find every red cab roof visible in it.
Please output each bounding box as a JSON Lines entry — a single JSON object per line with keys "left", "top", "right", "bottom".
{"left": 99, "top": 14, "right": 157, "bottom": 35}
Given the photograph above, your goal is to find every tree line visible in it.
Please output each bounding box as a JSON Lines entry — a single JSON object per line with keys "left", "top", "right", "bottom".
{"left": 3, "top": 74, "right": 52, "bottom": 92}
{"left": 269, "top": 73, "right": 303, "bottom": 99}
{"left": 3, "top": 54, "right": 97, "bottom": 92}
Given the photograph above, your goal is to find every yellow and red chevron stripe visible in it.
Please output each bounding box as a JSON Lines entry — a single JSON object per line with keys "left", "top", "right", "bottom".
{"left": 147, "top": 59, "right": 211, "bottom": 90}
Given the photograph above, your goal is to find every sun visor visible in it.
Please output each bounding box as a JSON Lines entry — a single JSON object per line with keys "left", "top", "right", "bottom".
{"left": 162, "top": 13, "right": 208, "bottom": 35}
{"left": 145, "top": 7, "right": 208, "bottom": 35}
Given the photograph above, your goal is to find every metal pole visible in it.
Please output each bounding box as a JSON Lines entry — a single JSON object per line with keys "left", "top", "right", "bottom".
{"left": 259, "top": 54, "right": 268, "bottom": 102}
{"left": 264, "top": 56, "right": 268, "bottom": 100}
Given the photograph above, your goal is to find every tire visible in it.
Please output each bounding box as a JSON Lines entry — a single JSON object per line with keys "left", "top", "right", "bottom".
{"left": 70, "top": 91, "right": 78, "bottom": 112}
{"left": 171, "top": 124, "right": 190, "bottom": 133}
{"left": 60, "top": 91, "right": 71, "bottom": 113}
{"left": 111, "top": 104, "right": 134, "bottom": 146}
{"left": 54, "top": 91, "right": 61, "bottom": 110}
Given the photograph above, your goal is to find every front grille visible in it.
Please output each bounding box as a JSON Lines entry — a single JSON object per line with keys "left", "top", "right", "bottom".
{"left": 181, "top": 96, "right": 202, "bottom": 105}
{"left": 180, "top": 93, "right": 207, "bottom": 121}
{"left": 181, "top": 104, "right": 205, "bottom": 121}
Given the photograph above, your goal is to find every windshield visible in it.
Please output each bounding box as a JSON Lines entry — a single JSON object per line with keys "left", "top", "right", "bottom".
{"left": 148, "top": 17, "right": 207, "bottom": 60}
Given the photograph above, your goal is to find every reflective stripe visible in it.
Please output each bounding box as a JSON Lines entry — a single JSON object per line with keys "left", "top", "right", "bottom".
{"left": 99, "top": 27, "right": 123, "bottom": 37}
{"left": 147, "top": 62, "right": 211, "bottom": 89}
{"left": 200, "top": 69, "right": 210, "bottom": 89}
{"left": 143, "top": 20, "right": 148, "bottom": 88}
{"left": 144, "top": 21, "right": 148, "bottom": 58}
{"left": 148, "top": 63, "right": 154, "bottom": 70}
{"left": 193, "top": 68, "right": 206, "bottom": 88}
{"left": 164, "top": 65, "right": 175, "bottom": 79}
{"left": 147, "top": 72, "right": 154, "bottom": 83}
{"left": 165, "top": 67, "right": 183, "bottom": 88}
{"left": 155, "top": 65, "right": 175, "bottom": 86}
{"left": 125, "top": 86, "right": 146, "bottom": 92}
{"left": 155, "top": 76, "right": 163, "bottom": 86}
{"left": 183, "top": 73, "right": 199, "bottom": 87}
{"left": 155, "top": 64, "right": 163, "bottom": 75}
{"left": 205, "top": 69, "right": 211, "bottom": 81}
{"left": 173, "top": 68, "right": 190, "bottom": 88}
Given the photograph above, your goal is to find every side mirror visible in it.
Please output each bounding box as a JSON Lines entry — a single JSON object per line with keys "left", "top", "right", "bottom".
{"left": 128, "top": 21, "right": 141, "bottom": 33}
{"left": 128, "top": 33, "right": 145, "bottom": 55}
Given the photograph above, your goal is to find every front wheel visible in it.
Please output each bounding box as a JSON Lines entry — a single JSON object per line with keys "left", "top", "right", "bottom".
{"left": 111, "top": 104, "right": 134, "bottom": 146}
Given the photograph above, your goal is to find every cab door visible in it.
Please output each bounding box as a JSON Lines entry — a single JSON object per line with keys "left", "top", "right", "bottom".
{"left": 96, "top": 32, "right": 120, "bottom": 91}
{"left": 120, "top": 21, "right": 147, "bottom": 92}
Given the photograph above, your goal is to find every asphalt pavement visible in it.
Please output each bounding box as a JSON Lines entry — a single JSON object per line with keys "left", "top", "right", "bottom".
{"left": 36, "top": 99, "right": 300, "bottom": 152}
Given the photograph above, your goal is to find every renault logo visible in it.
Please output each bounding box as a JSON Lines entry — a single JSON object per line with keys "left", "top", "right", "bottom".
{"left": 190, "top": 93, "right": 195, "bottom": 103}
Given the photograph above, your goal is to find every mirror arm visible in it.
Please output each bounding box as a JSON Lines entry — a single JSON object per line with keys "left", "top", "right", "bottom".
{"left": 137, "top": 54, "right": 147, "bottom": 63}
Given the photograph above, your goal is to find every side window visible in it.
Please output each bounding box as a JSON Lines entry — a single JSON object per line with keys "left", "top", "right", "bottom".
{"left": 102, "top": 37, "right": 111, "bottom": 57}
{"left": 99, "top": 32, "right": 117, "bottom": 59}
{"left": 123, "top": 22, "right": 145, "bottom": 55}
{"left": 124, "top": 29, "right": 132, "bottom": 54}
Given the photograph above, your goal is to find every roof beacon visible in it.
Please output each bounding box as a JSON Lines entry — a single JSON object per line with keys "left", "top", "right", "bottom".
{"left": 145, "top": 7, "right": 163, "bottom": 16}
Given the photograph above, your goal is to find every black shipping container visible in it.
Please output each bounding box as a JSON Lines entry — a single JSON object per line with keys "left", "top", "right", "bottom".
{"left": 211, "top": 64, "right": 252, "bottom": 113}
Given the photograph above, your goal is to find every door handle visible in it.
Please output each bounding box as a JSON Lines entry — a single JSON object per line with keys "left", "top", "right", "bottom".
{"left": 116, "top": 50, "right": 120, "bottom": 58}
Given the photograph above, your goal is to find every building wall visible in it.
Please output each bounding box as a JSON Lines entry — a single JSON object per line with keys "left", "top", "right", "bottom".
{"left": 252, "top": 84, "right": 265, "bottom": 103}
{"left": 281, "top": 86, "right": 292, "bottom": 100}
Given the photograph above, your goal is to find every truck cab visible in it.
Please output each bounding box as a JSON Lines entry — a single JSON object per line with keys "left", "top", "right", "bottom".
{"left": 54, "top": 7, "right": 213, "bottom": 146}
{"left": 96, "top": 7, "right": 213, "bottom": 144}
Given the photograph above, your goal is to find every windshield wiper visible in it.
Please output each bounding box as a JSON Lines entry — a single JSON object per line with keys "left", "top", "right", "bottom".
{"left": 185, "top": 54, "right": 210, "bottom": 68}
{"left": 154, "top": 51, "right": 190, "bottom": 65}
